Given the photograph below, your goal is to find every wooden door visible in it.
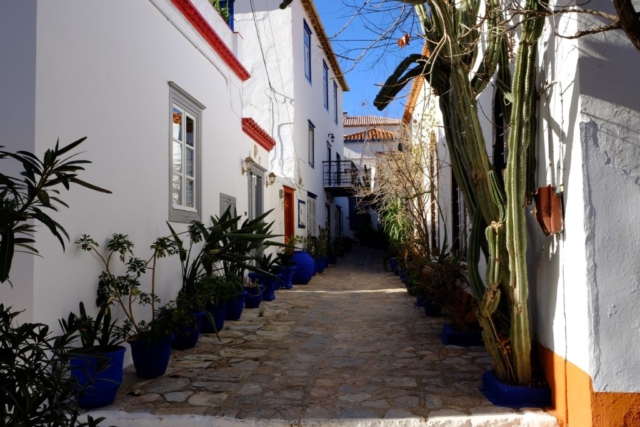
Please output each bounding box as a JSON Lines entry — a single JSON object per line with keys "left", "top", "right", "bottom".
{"left": 283, "top": 186, "right": 295, "bottom": 242}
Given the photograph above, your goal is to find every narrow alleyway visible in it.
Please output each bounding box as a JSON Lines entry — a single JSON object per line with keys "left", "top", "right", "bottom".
{"left": 91, "top": 246, "right": 557, "bottom": 426}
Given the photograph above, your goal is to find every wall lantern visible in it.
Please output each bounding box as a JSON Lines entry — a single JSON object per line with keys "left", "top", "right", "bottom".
{"left": 242, "top": 156, "right": 254, "bottom": 175}
{"left": 328, "top": 133, "right": 335, "bottom": 143}
{"left": 266, "top": 172, "right": 277, "bottom": 187}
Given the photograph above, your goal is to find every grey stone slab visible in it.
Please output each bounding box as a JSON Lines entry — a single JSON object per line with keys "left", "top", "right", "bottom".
{"left": 163, "top": 391, "right": 193, "bottom": 403}
{"left": 143, "top": 377, "right": 189, "bottom": 394}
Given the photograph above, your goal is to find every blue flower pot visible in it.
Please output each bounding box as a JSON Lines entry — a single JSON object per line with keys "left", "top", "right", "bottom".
{"left": 291, "top": 250, "right": 314, "bottom": 284}
{"left": 225, "top": 291, "right": 247, "bottom": 320}
{"left": 172, "top": 310, "right": 206, "bottom": 350}
{"left": 276, "top": 266, "right": 296, "bottom": 290}
{"left": 423, "top": 301, "right": 442, "bottom": 317}
{"left": 260, "top": 275, "right": 277, "bottom": 301}
{"left": 201, "top": 303, "right": 225, "bottom": 333}
{"left": 314, "top": 258, "right": 325, "bottom": 274}
{"left": 481, "top": 371, "right": 551, "bottom": 408}
{"left": 129, "top": 335, "right": 174, "bottom": 379}
{"left": 244, "top": 285, "right": 263, "bottom": 309}
{"left": 71, "top": 346, "right": 126, "bottom": 409}
{"left": 439, "top": 323, "right": 484, "bottom": 347}
{"left": 389, "top": 257, "right": 398, "bottom": 274}
{"left": 248, "top": 273, "right": 277, "bottom": 301}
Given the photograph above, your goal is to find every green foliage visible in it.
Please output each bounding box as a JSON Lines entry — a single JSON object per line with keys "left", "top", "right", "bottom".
{"left": 210, "top": 0, "right": 230, "bottom": 22}
{"left": 168, "top": 206, "right": 281, "bottom": 304}
{"left": 316, "top": 226, "right": 329, "bottom": 258}
{"left": 0, "top": 138, "right": 110, "bottom": 283}
{"left": 76, "top": 233, "right": 178, "bottom": 343}
{"left": 0, "top": 304, "right": 105, "bottom": 427}
{"left": 275, "top": 250, "right": 295, "bottom": 267}
{"left": 199, "top": 274, "right": 243, "bottom": 306}
{"left": 59, "top": 302, "right": 122, "bottom": 354}
{"left": 374, "top": 0, "right": 545, "bottom": 385}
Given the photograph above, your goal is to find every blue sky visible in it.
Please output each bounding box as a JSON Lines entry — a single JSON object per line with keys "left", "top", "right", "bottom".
{"left": 315, "top": 2, "right": 423, "bottom": 119}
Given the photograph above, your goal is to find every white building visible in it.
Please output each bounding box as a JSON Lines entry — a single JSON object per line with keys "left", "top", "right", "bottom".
{"left": 0, "top": 0, "right": 277, "bottom": 340}
{"left": 341, "top": 115, "right": 402, "bottom": 235}
{"left": 234, "top": 0, "right": 350, "bottom": 242}
{"left": 403, "top": 4, "right": 640, "bottom": 423}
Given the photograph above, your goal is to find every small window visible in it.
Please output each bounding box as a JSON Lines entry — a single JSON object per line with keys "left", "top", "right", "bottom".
{"left": 333, "top": 82, "right": 338, "bottom": 124}
{"left": 323, "top": 61, "right": 329, "bottom": 110}
{"left": 303, "top": 20, "right": 312, "bottom": 84}
{"left": 169, "top": 82, "right": 205, "bottom": 223}
{"left": 308, "top": 120, "right": 315, "bottom": 168}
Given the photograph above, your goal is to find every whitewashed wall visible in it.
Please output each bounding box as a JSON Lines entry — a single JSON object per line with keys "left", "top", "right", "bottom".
{"left": 572, "top": 5, "right": 640, "bottom": 392}
{"left": 530, "top": 9, "right": 592, "bottom": 379}
{"left": 0, "top": 0, "right": 260, "bottom": 346}
{"left": 236, "top": 0, "right": 346, "bottom": 240}
{"left": 0, "top": 1, "right": 38, "bottom": 316}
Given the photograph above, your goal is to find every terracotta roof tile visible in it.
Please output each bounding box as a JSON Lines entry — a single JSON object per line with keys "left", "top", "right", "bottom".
{"left": 344, "top": 128, "right": 398, "bottom": 142}
{"left": 343, "top": 115, "right": 402, "bottom": 127}
{"left": 242, "top": 118, "right": 276, "bottom": 151}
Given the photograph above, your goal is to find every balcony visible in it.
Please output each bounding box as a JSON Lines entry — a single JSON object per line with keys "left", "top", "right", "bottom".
{"left": 323, "top": 160, "right": 367, "bottom": 198}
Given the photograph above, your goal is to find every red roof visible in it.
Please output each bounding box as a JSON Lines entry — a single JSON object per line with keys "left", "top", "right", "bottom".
{"left": 242, "top": 118, "right": 276, "bottom": 151}
{"left": 343, "top": 115, "right": 402, "bottom": 127}
{"left": 344, "top": 128, "right": 397, "bottom": 142}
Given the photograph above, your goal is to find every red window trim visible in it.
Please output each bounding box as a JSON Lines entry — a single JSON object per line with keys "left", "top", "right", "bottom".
{"left": 171, "top": 0, "right": 250, "bottom": 82}
{"left": 242, "top": 118, "right": 276, "bottom": 152}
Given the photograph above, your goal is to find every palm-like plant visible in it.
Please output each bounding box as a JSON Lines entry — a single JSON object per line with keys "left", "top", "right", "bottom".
{"left": 0, "top": 137, "right": 111, "bottom": 283}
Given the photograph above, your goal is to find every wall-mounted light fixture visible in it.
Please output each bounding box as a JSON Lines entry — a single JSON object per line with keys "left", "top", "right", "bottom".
{"left": 242, "top": 156, "right": 254, "bottom": 175}
{"left": 328, "top": 133, "right": 335, "bottom": 143}
{"left": 265, "top": 172, "right": 277, "bottom": 187}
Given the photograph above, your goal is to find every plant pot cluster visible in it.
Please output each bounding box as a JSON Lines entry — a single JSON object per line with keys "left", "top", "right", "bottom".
{"left": 65, "top": 208, "right": 282, "bottom": 409}
{"left": 388, "top": 252, "right": 551, "bottom": 409}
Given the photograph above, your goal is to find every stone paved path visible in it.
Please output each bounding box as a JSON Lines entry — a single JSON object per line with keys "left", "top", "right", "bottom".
{"left": 90, "top": 246, "right": 557, "bottom": 426}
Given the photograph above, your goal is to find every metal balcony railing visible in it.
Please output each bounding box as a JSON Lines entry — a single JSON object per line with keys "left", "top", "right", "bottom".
{"left": 323, "top": 160, "right": 360, "bottom": 188}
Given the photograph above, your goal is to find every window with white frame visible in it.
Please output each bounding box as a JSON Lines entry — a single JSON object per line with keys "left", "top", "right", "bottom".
{"left": 303, "top": 20, "right": 312, "bottom": 84}
{"left": 308, "top": 120, "right": 315, "bottom": 167}
{"left": 248, "top": 166, "right": 264, "bottom": 220}
{"left": 333, "top": 82, "right": 338, "bottom": 124}
{"left": 169, "top": 82, "right": 204, "bottom": 222}
{"left": 323, "top": 61, "right": 329, "bottom": 110}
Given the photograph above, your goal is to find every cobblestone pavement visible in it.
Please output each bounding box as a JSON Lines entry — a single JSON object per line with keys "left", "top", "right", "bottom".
{"left": 95, "top": 246, "right": 556, "bottom": 426}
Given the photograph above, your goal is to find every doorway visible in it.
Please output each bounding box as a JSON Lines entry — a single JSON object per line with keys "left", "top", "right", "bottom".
{"left": 283, "top": 186, "right": 295, "bottom": 242}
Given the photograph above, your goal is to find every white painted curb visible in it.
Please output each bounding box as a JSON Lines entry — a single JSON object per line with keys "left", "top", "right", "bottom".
{"left": 83, "top": 410, "right": 558, "bottom": 427}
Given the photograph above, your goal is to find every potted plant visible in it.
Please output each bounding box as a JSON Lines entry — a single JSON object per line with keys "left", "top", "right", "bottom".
{"left": 166, "top": 208, "right": 280, "bottom": 335}
{"left": 274, "top": 250, "right": 297, "bottom": 290}
{"left": 76, "top": 234, "right": 177, "bottom": 379}
{"left": 248, "top": 253, "right": 281, "bottom": 301}
{"left": 243, "top": 276, "right": 264, "bottom": 309}
{"left": 200, "top": 274, "right": 242, "bottom": 332}
{"left": 290, "top": 235, "right": 315, "bottom": 284}
{"left": 224, "top": 274, "right": 248, "bottom": 320}
{"left": 59, "top": 302, "right": 124, "bottom": 409}
{"left": 169, "top": 287, "right": 210, "bottom": 350}
{"left": 315, "top": 226, "right": 329, "bottom": 273}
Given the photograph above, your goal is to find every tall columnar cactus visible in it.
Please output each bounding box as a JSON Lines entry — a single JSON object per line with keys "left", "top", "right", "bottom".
{"left": 502, "top": 0, "right": 545, "bottom": 385}
{"left": 375, "top": 0, "right": 545, "bottom": 385}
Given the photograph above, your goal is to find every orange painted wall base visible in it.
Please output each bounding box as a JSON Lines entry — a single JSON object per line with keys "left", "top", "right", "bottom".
{"left": 537, "top": 344, "right": 640, "bottom": 426}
